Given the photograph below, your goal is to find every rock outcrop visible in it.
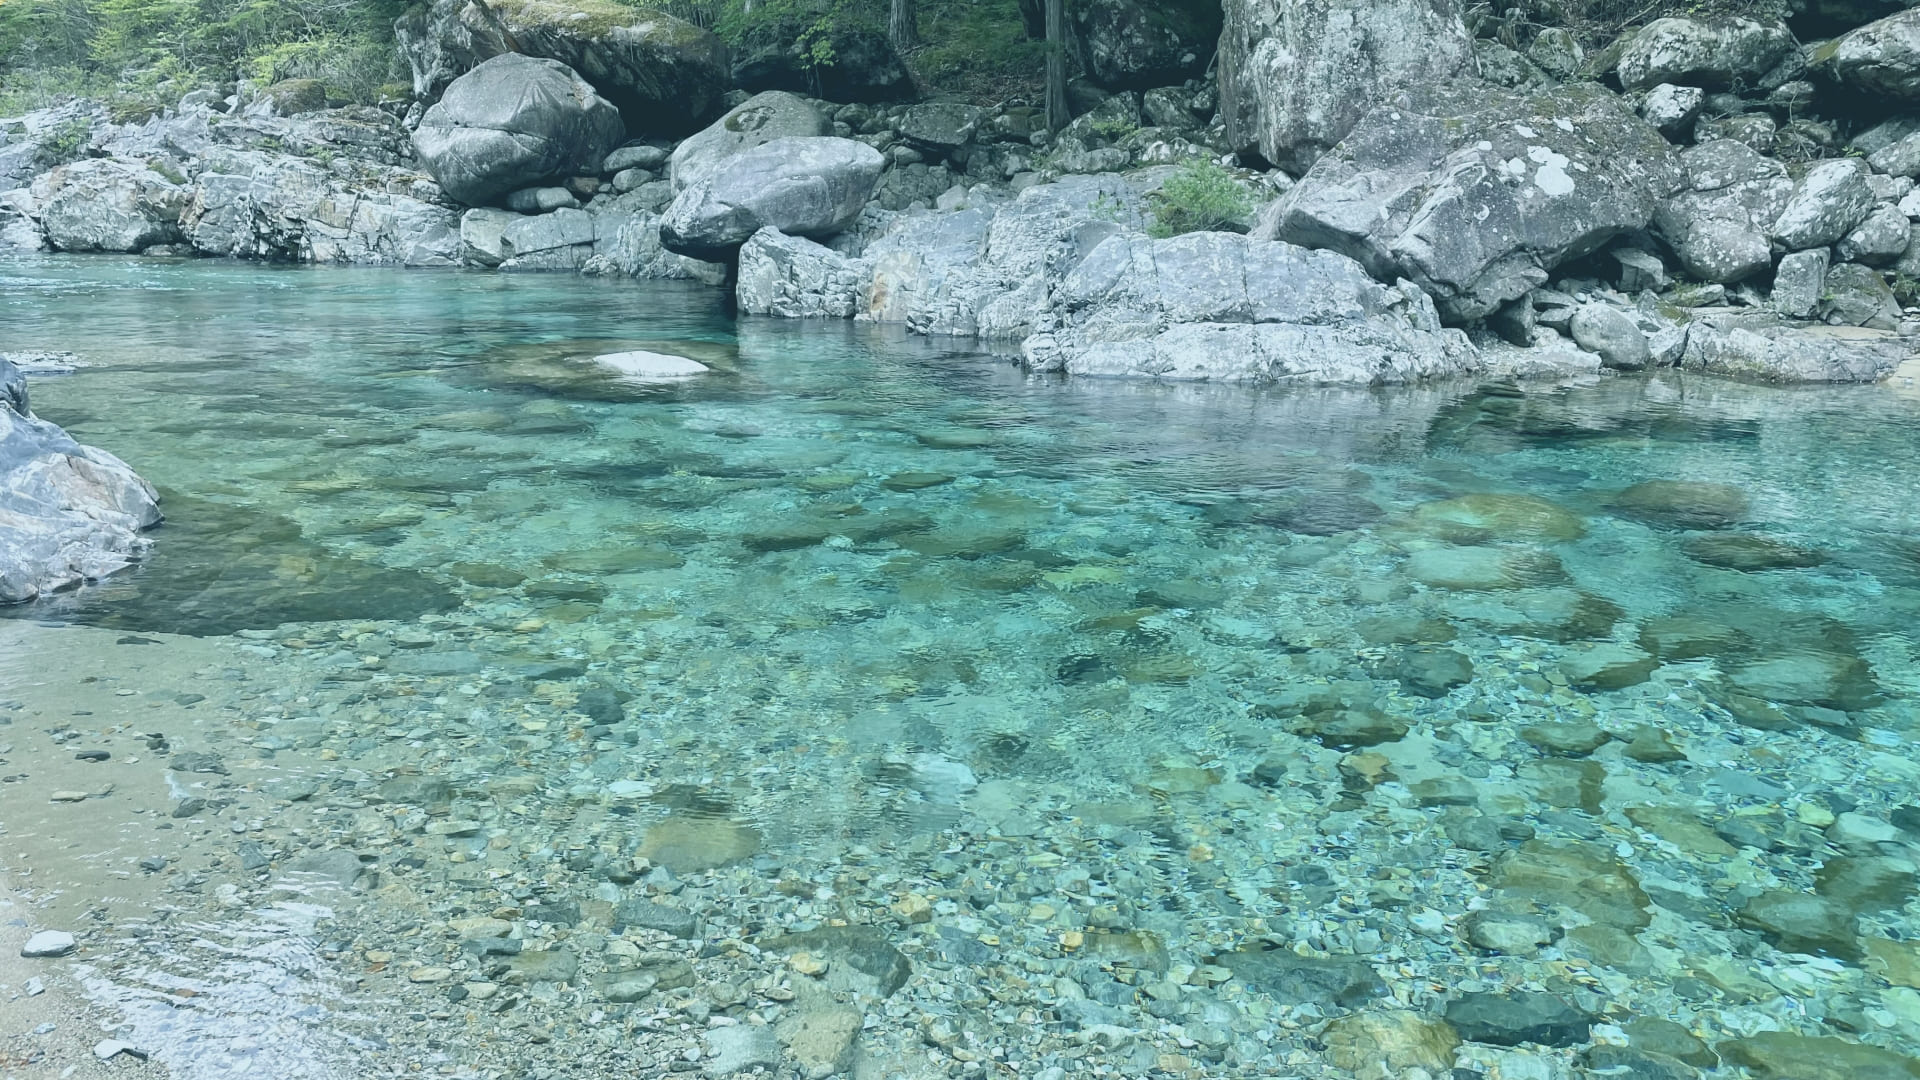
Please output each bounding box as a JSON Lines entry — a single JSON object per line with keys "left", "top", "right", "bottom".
{"left": 32, "top": 159, "right": 188, "bottom": 253}
{"left": 396, "top": 0, "right": 728, "bottom": 133}
{"left": 1681, "top": 316, "right": 1909, "bottom": 382}
{"left": 1023, "top": 231, "right": 1477, "bottom": 383}
{"left": 660, "top": 136, "right": 884, "bottom": 258}
{"left": 0, "top": 357, "right": 161, "bottom": 604}
{"left": 1270, "top": 82, "right": 1684, "bottom": 322}
{"left": 410, "top": 53, "right": 626, "bottom": 206}
{"left": 1218, "top": 0, "right": 1475, "bottom": 171}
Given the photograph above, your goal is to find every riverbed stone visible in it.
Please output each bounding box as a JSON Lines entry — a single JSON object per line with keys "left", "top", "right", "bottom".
{"left": 1393, "top": 647, "right": 1474, "bottom": 698}
{"left": 1407, "top": 493, "right": 1585, "bottom": 544}
{"left": 1214, "top": 947, "right": 1385, "bottom": 1010}
{"left": 1717, "top": 1031, "right": 1920, "bottom": 1080}
{"left": 1322, "top": 1010, "right": 1461, "bottom": 1080}
{"left": 702, "top": 1025, "right": 781, "bottom": 1077}
{"left": 1681, "top": 533, "right": 1824, "bottom": 571}
{"left": 1608, "top": 480, "right": 1748, "bottom": 530}
{"left": 638, "top": 814, "right": 761, "bottom": 873}
{"left": 1444, "top": 991, "right": 1592, "bottom": 1047}
{"left": 1519, "top": 720, "right": 1612, "bottom": 757}
{"left": 20, "top": 930, "right": 77, "bottom": 958}
{"left": 1405, "top": 546, "right": 1565, "bottom": 591}
{"left": 1557, "top": 643, "right": 1658, "bottom": 692}
{"left": 1735, "top": 890, "right": 1860, "bottom": 959}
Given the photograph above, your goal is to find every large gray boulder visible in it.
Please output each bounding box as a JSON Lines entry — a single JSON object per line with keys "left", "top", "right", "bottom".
{"left": 1651, "top": 140, "right": 1793, "bottom": 283}
{"left": 1769, "top": 158, "right": 1876, "bottom": 252}
{"left": 1271, "top": 82, "right": 1684, "bottom": 322}
{"left": 411, "top": 54, "right": 625, "bottom": 206}
{"left": 1069, "top": 0, "right": 1224, "bottom": 91}
{"left": 1818, "top": 7, "right": 1920, "bottom": 99}
{"left": 1021, "top": 231, "right": 1477, "bottom": 383}
{"left": 1681, "top": 316, "right": 1908, "bottom": 382}
{"left": 32, "top": 159, "right": 188, "bottom": 253}
{"left": 1615, "top": 18, "right": 1798, "bottom": 92}
{"left": 0, "top": 358, "right": 162, "bottom": 605}
{"left": 395, "top": 0, "right": 728, "bottom": 133}
{"left": 1218, "top": 0, "right": 1475, "bottom": 172}
{"left": 659, "top": 136, "right": 883, "bottom": 258}
{"left": 668, "top": 92, "right": 829, "bottom": 193}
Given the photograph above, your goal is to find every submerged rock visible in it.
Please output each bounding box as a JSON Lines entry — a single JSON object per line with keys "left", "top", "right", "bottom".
{"left": 0, "top": 358, "right": 161, "bottom": 604}
{"left": 1608, "top": 480, "right": 1748, "bottom": 530}
{"left": 592, "top": 350, "right": 710, "bottom": 381}
{"left": 1322, "top": 1010, "right": 1460, "bottom": 1080}
{"left": 1407, "top": 493, "right": 1586, "bottom": 543}
{"left": 1444, "top": 991, "right": 1592, "bottom": 1047}
{"left": 1681, "top": 533, "right": 1824, "bottom": 570}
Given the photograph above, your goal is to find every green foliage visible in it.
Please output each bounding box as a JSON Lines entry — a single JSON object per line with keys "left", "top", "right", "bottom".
{"left": 1145, "top": 159, "right": 1255, "bottom": 239}
{"left": 39, "top": 115, "right": 92, "bottom": 162}
{"left": 1893, "top": 273, "right": 1920, "bottom": 309}
{"left": 0, "top": 0, "right": 409, "bottom": 111}
{"left": 912, "top": 0, "right": 1044, "bottom": 102}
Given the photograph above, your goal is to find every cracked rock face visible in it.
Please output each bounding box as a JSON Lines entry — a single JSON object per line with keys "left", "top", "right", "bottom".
{"left": 1271, "top": 82, "right": 1684, "bottom": 323}
{"left": 1022, "top": 230, "right": 1477, "bottom": 384}
{"left": 1218, "top": 0, "right": 1475, "bottom": 173}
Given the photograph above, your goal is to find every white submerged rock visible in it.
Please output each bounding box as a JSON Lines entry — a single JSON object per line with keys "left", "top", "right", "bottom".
{"left": 590, "top": 350, "right": 710, "bottom": 381}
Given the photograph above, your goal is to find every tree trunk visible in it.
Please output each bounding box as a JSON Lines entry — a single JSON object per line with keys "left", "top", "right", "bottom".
{"left": 889, "top": 0, "right": 916, "bottom": 52}
{"left": 1045, "top": 0, "right": 1068, "bottom": 132}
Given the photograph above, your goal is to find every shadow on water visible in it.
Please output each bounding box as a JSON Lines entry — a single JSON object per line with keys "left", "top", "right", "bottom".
{"left": 4, "top": 490, "right": 458, "bottom": 636}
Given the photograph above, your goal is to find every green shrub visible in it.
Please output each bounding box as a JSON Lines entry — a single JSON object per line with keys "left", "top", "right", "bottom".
{"left": 1146, "top": 159, "right": 1255, "bottom": 239}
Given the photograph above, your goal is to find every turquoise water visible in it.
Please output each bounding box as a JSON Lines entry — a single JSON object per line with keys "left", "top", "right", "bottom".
{"left": 7, "top": 255, "right": 1920, "bottom": 1075}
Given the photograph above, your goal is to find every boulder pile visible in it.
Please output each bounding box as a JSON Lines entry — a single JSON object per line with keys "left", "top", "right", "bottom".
{"left": 3, "top": 0, "right": 1919, "bottom": 386}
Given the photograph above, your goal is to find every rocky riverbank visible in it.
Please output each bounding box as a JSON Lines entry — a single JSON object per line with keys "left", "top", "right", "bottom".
{"left": 3, "top": 0, "right": 1919, "bottom": 388}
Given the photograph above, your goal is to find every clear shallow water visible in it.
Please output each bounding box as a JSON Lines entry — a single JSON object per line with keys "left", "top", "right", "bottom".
{"left": 7, "top": 254, "right": 1920, "bottom": 1076}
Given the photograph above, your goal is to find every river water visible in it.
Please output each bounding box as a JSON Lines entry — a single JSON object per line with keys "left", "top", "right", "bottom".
{"left": 3, "top": 254, "right": 1920, "bottom": 1079}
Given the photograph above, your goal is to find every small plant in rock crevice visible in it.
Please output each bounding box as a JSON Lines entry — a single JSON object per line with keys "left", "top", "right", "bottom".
{"left": 1145, "top": 158, "right": 1255, "bottom": 239}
